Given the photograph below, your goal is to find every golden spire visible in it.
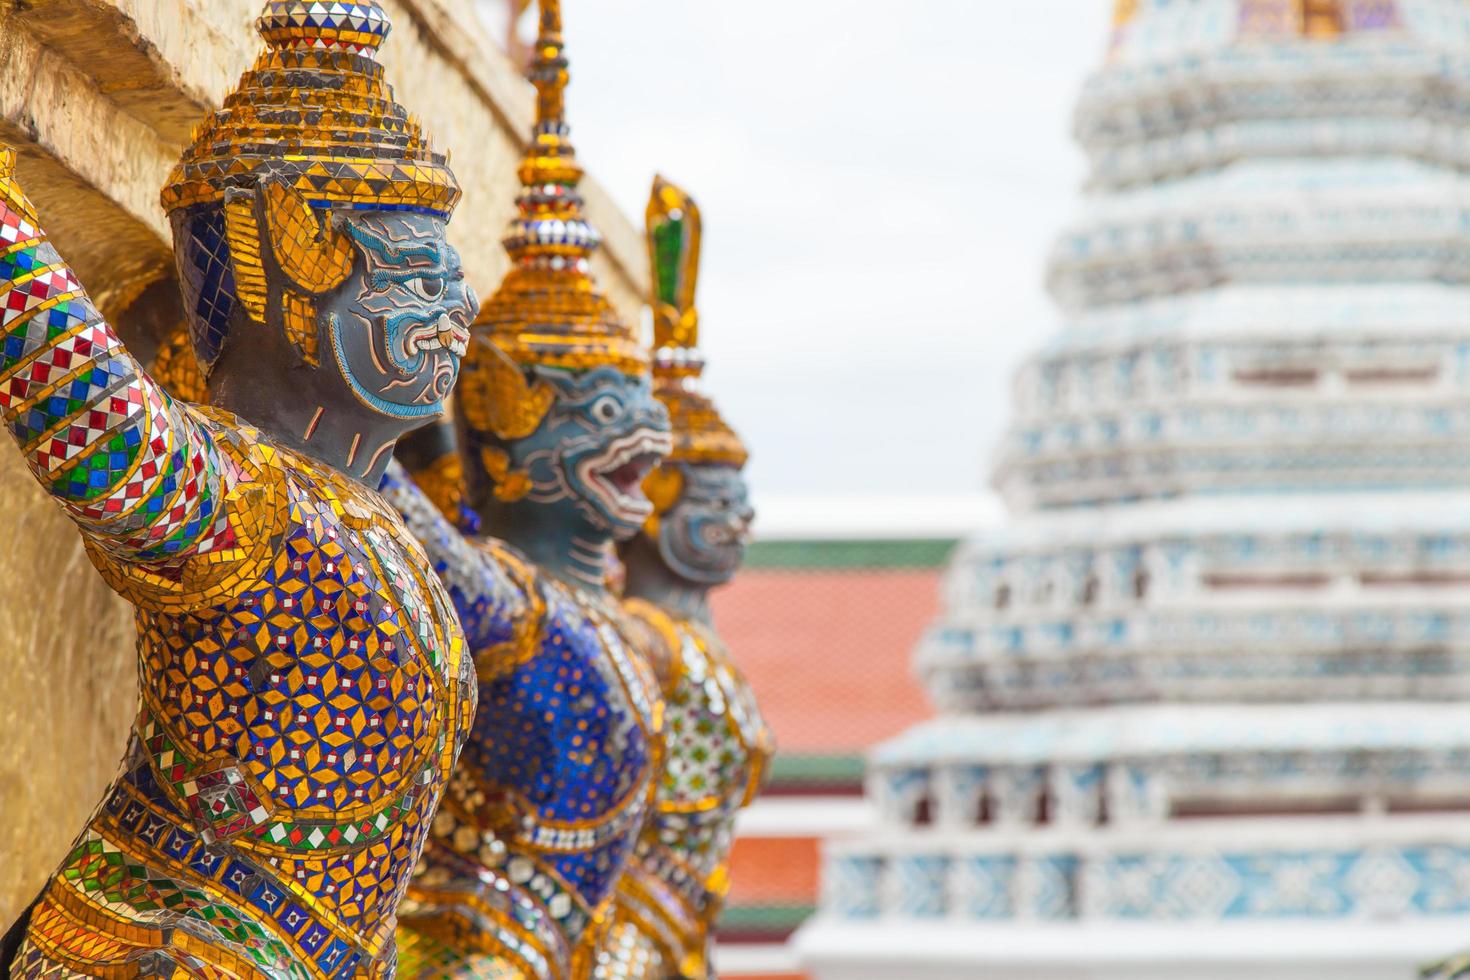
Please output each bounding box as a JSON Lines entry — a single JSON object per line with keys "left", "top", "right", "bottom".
{"left": 459, "top": 0, "right": 647, "bottom": 445}
{"left": 643, "top": 176, "right": 747, "bottom": 477}
{"left": 527, "top": 0, "right": 571, "bottom": 156}
{"left": 648, "top": 176, "right": 702, "bottom": 357}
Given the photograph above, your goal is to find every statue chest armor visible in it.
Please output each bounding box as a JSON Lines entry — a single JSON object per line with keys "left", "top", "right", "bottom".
{"left": 459, "top": 564, "right": 663, "bottom": 927}
{"left": 72, "top": 425, "right": 477, "bottom": 978}
{"left": 651, "top": 617, "right": 771, "bottom": 879}
{"left": 587, "top": 603, "right": 772, "bottom": 978}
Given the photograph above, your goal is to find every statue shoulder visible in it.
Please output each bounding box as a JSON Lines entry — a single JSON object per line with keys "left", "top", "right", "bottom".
{"left": 461, "top": 534, "right": 551, "bottom": 681}
{"left": 473, "top": 534, "right": 539, "bottom": 589}
{"left": 621, "top": 597, "right": 687, "bottom": 695}
{"left": 84, "top": 405, "right": 290, "bottom": 612}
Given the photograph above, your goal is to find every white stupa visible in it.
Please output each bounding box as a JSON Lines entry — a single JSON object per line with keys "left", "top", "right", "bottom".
{"left": 797, "top": 2, "right": 1470, "bottom": 978}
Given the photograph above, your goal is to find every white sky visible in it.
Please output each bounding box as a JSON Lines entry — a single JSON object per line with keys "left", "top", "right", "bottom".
{"left": 540, "top": 1, "right": 1113, "bottom": 508}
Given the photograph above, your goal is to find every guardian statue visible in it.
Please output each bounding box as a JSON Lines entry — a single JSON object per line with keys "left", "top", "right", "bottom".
{"left": 383, "top": 2, "right": 671, "bottom": 976}
{"left": 0, "top": 2, "right": 479, "bottom": 977}
{"left": 591, "top": 179, "right": 773, "bottom": 979}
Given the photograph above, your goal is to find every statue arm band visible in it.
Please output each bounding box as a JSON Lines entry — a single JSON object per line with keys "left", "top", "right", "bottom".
{"left": 0, "top": 172, "right": 228, "bottom": 565}
{"left": 380, "top": 457, "right": 529, "bottom": 649}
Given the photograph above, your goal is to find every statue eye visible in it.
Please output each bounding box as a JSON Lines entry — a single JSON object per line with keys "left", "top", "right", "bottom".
{"left": 406, "top": 275, "right": 444, "bottom": 301}
{"left": 590, "top": 395, "right": 623, "bottom": 424}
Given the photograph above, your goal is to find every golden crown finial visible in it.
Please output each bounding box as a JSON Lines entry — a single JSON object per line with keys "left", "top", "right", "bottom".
{"left": 513, "top": 0, "right": 583, "bottom": 199}
{"left": 641, "top": 176, "right": 746, "bottom": 478}
{"left": 531, "top": 0, "right": 567, "bottom": 130}
{"left": 647, "top": 175, "right": 702, "bottom": 354}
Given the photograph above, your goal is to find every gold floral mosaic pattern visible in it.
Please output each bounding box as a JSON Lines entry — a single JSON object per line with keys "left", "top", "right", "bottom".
{"left": 594, "top": 602, "right": 773, "bottom": 976}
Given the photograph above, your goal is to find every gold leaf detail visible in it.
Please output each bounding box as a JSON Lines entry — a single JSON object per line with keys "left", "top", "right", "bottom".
{"left": 642, "top": 464, "right": 684, "bottom": 517}
{"left": 150, "top": 327, "right": 207, "bottom": 403}
{"left": 480, "top": 446, "right": 533, "bottom": 503}
{"left": 262, "top": 181, "right": 355, "bottom": 294}
{"left": 0, "top": 146, "right": 40, "bottom": 227}
{"left": 223, "top": 194, "right": 268, "bottom": 322}
{"left": 463, "top": 342, "right": 556, "bottom": 441}
{"left": 282, "top": 290, "right": 319, "bottom": 367}
{"left": 414, "top": 452, "right": 468, "bottom": 524}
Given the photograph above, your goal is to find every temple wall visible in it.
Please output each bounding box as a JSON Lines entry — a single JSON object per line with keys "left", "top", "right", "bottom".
{"left": 0, "top": 0, "right": 648, "bottom": 927}
{"left": 0, "top": 440, "right": 137, "bottom": 926}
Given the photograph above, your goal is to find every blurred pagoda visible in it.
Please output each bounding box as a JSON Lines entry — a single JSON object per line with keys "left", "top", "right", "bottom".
{"left": 798, "top": 2, "right": 1470, "bottom": 977}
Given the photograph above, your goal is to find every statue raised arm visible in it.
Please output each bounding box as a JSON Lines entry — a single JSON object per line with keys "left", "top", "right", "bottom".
{"left": 0, "top": 149, "right": 232, "bottom": 569}
{"left": 1, "top": 3, "right": 486, "bottom": 977}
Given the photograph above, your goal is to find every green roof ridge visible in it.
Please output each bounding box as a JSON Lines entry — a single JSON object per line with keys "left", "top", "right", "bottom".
{"left": 744, "top": 538, "right": 958, "bottom": 570}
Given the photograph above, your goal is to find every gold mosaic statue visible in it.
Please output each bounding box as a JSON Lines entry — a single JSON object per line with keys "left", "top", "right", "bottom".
{"left": 0, "top": 3, "right": 480, "bottom": 976}
{"left": 590, "top": 178, "right": 773, "bottom": 978}
{"left": 380, "top": 1, "right": 671, "bottom": 976}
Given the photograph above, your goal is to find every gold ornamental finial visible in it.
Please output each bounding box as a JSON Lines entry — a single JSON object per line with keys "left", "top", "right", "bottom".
{"left": 459, "top": 0, "right": 647, "bottom": 448}
{"left": 642, "top": 176, "right": 747, "bottom": 485}
{"left": 530, "top": 0, "right": 569, "bottom": 139}
{"left": 648, "top": 176, "right": 702, "bottom": 354}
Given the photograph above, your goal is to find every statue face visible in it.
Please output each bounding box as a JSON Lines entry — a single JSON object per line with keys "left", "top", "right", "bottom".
{"left": 322, "top": 213, "right": 477, "bottom": 422}
{"left": 657, "top": 463, "right": 754, "bottom": 586}
{"left": 172, "top": 206, "right": 477, "bottom": 428}
{"left": 507, "top": 367, "right": 672, "bottom": 540}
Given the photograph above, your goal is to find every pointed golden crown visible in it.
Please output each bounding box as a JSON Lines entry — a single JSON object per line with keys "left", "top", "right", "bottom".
{"left": 645, "top": 176, "right": 747, "bottom": 475}
{"left": 160, "top": 0, "right": 460, "bottom": 219}
{"left": 459, "top": 0, "right": 647, "bottom": 444}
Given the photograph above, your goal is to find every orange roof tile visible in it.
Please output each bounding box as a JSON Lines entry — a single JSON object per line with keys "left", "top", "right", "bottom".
{"left": 711, "top": 569, "right": 939, "bottom": 755}
{"left": 726, "top": 836, "right": 821, "bottom": 905}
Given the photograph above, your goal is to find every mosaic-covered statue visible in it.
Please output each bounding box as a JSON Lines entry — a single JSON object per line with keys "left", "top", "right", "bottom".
{"left": 590, "top": 179, "right": 773, "bottom": 979}
{"left": 0, "top": 3, "right": 481, "bottom": 976}
{"left": 380, "top": 2, "right": 671, "bottom": 976}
